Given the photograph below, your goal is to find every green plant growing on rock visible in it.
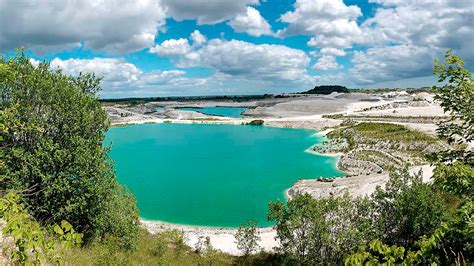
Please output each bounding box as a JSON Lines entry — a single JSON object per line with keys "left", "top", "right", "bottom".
{"left": 0, "top": 192, "right": 82, "bottom": 264}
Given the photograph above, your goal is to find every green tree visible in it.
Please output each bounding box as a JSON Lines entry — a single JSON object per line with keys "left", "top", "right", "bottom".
{"left": 371, "top": 169, "right": 445, "bottom": 249}
{"left": 431, "top": 50, "right": 473, "bottom": 263}
{"left": 433, "top": 162, "right": 473, "bottom": 198}
{"left": 234, "top": 220, "right": 261, "bottom": 256}
{"left": 268, "top": 193, "right": 373, "bottom": 264}
{"left": 0, "top": 51, "right": 139, "bottom": 249}
{"left": 433, "top": 49, "right": 473, "bottom": 164}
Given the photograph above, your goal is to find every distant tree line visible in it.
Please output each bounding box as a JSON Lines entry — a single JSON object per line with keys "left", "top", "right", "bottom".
{"left": 100, "top": 94, "right": 279, "bottom": 105}
{"left": 300, "top": 85, "right": 349, "bottom": 94}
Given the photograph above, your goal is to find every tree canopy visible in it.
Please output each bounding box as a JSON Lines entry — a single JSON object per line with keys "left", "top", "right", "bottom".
{"left": 0, "top": 51, "right": 139, "bottom": 249}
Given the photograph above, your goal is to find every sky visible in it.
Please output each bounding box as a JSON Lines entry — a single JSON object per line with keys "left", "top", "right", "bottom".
{"left": 1, "top": 0, "right": 473, "bottom": 98}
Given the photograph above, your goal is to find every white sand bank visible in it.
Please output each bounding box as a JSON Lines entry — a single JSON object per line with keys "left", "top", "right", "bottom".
{"left": 141, "top": 220, "right": 278, "bottom": 256}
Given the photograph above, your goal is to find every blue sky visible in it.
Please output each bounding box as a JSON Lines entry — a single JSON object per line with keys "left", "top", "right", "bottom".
{"left": 1, "top": 0, "right": 472, "bottom": 98}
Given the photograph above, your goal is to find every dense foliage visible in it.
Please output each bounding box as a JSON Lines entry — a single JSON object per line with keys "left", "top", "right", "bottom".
{"left": 0, "top": 51, "right": 139, "bottom": 249}
{"left": 268, "top": 168, "right": 447, "bottom": 265}
{"left": 371, "top": 169, "right": 445, "bottom": 249}
{"left": 268, "top": 193, "right": 373, "bottom": 264}
{"left": 300, "top": 85, "right": 349, "bottom": 94}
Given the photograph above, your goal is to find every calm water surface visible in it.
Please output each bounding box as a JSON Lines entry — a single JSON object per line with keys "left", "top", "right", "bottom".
{"left": 105, "top": 123, "right": 343, "bottom": 227}
{"left": 179, "top": 107, "right": 247, "bottom": 118}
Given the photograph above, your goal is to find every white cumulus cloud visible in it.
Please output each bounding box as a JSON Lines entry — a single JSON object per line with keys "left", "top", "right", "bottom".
{"left": 228, "top": 7, "right": 273, "bottom": 37}
{"left": 349, "top": 0, "right": 474, "bottom": 84}
{"left": 45, "top": 58, "right": 194, "bottom": 97}
{"left": 320, "top": 48, "right": 346, "bottom": 57}
{"left": 278, "top": 0, "right": 364, "bottom": 49}
{"left": 363, "top": 0, "right": 474, "bottom": 60}
{"left": 179, "top": 39, "right": 311, "bottom": 84}
{"left": 350, "top": 45, "right": 436, "bottom": 84}
{"left": 150, "top": 38, "right": 191, "bottom": 56}
{"left": 190, "top": 30, "right": 207, "bottom": 46}
{"left": 313, "top": 55, "right": 341, "bottom": 70}
{"left": 50, "top": 58, "right": 142, "bottom": 83}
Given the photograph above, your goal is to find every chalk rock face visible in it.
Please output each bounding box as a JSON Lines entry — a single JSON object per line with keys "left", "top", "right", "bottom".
{"left": 287, "top": 179, "right": 347, "bottom": 199}
{"left": 338, "top": 155, "right": 383, "bottom": 176}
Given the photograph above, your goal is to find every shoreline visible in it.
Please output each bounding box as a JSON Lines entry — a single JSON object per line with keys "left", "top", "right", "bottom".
{"left": 140, "top": 219, "right": 278, "bottom": 256}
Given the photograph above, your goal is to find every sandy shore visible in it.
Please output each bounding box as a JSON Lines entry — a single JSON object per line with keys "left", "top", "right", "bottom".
{"left": 141, "top": 220, "right": 278, "bottom": 256}
{"left": 106, "top": 91, "right": 446, "bottom": 255}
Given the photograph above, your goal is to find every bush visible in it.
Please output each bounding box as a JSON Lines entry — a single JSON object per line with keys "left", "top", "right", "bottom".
{"left": 1, "top": 51, "right": 139, "bottom": 248}
{"left": 268, "top": 193, "right": 373, "bottom": 264}
{"left": 246, "top": 119, "right": 264, "bottom": 125}
{"left": 371, "top": 169, "right": 446, "bottom": 249}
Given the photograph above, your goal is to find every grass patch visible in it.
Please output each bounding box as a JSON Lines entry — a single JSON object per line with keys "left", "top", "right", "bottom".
{"left": 352, "top": 123, "right": 436, "bottom": 143}
{"left": 327, "top": 122, "right": 443, "bottom": 171}
{"left": 64, "top": 229, "right": 283, "bottom": 265}
{"left": 64, "top": 229, "right": 233, "bottom": 265}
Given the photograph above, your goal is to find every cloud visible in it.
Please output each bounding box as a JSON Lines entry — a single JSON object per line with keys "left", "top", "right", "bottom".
{"left": 348, "top": 0, "right": 474, "bottom": 84}
{"left": 319, "top": 48, "right": 346, "bottom": 57}
{"left": 363, "top": 0, "right": 474, "bottom": 59}
{"left": 179, "top": 39, "right": 312, "bottom": 85}
{"left": 190, "top": 30, "right": 207, "bottom": 46}
{"left": 0, "top": 0, "right": 166, "bottom": 54}
{"left": 228, "top": 7, "right": 272, "bottom": 37}
{"left": 47, "top": 58, "right": 191, "bottom": 94}
{"left": 161, "top": 0, "right": 259, "bottom": 25}
{"left": 50, "top": 58, "right": 142, "bottom": 83}
{"left": 150, "top": 38, "right": 191, "bottom": 56}
{"left": 350, "top": 45, "right": 436, "bottom": 84}
{"left": 313, "top": 55, "right": 341, "bottom": 70}
{"left": 138, "top": 70, "right": 188, "bottom": 86}
{"left": 278, "top": 0, "right": 364, "bottom": 49}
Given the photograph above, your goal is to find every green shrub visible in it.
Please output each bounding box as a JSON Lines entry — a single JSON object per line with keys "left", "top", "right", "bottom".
{"left": 246, "top": 119, "right": 264, "bottom": 125}
{"left": 0, "top": 192, "right": 82, "bottom": 264}
{"left": 1, "top": 51, "right": 139, "bottom": 248}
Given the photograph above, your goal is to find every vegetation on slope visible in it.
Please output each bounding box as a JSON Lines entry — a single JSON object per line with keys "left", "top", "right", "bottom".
{"left": 1, "top": 51, "right": 139, "bottom": 263}
{"left": 323, "top": 122, "right": 444, "bottom": 173}
{"left": 64, "top": 229, "right": 234, "bottom": 265}
{"left": 269, "top": 169, "right": 447, "bottom": 265}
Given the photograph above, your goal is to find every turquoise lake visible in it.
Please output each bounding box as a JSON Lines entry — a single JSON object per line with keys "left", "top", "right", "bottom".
{"left": 105, "top": 123, "right": 343, "bottom": 227}
{"left": 179, "top": 107, "right": 247, "bottom": 118}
